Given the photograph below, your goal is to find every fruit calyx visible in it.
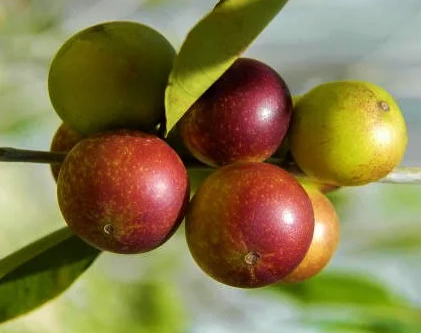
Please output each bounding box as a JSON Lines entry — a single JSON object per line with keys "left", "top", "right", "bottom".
{"left": 244, "top": 251, "right": 261, "bottom": 265}
{"left": 378, "top": 100, "right": 390, "bottom": 111}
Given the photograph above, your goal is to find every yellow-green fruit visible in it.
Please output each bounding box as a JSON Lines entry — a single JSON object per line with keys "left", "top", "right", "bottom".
{"left": 289, "top": 81, "right": 407, "bottom": 186}
{"left": 292, "top": 95, "right": 301, "bottom": 107}
{"left": 48, "top": 21, "right": 176, "bottom": 135}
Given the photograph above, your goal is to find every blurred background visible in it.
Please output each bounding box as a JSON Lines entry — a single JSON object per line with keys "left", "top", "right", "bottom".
{"left": 1, "top": 0, "right": 421, "bottom": 332}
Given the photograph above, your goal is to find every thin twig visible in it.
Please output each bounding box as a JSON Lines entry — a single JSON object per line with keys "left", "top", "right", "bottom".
{"left": 378, "top": 167, "right": 421, "bottom": 184}
{"left": 0, "top": 147, "right": 420, "bottom": 184}
{"left": 0, "top": 148, "right": 66, "bottom": 164}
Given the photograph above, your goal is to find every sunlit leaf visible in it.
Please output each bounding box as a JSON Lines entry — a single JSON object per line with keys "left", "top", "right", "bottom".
{"left": 0, "top": 227, "right": 100, "bottom": 323}
{"left": 269, "top": 272, "right": 404, "bottom": 307}
{"left": 165, "top": 0, "right": 290, "bottom": 133}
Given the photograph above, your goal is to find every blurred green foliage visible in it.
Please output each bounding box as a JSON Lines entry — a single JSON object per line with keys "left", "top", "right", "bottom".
{"left": 0, "top": 1, "right": 420, "bottom": 333}
{"left": 59, "top": 277, "right": 188, "bottom": 333}
{"left": 273, "top": 272, "right": 403, "bottom": 306}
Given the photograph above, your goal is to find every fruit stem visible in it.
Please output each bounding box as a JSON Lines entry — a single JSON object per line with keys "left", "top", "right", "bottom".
{"left": 0, "top": 147, "right": 66, "bottom": 164}
{"left": 0, "top": 147, "right": 420, "bottom": 184}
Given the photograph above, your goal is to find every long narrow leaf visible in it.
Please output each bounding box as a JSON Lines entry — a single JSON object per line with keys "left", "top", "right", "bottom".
{"left": 165, "top": 0, "right": 290, "bottom": 133}
{"left": 0, "top": 227, "right": 100, "bottom": 323}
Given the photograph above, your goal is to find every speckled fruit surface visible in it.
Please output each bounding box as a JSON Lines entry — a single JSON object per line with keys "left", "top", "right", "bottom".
{"left": 179, "top": 58, "right": 292, "bottom": 167}
{"left": 185, "top": 162, "right": 314, "bottom": 288}
{"left": 57, "top": 129, "right": 190, "bottom": 254}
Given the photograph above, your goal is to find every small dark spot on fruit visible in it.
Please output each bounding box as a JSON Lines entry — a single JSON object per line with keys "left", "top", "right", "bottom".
{"left": 244, "top": 251, "right": 260, "bottom": 265}
{"left": 88, "top": 24, "right": 105, "bottom": 34}
{"left": 378, "top": 101, "right": 390, "bottom": 112}
{"left": 103, "top": 224, "right": 114, "bottom": 235}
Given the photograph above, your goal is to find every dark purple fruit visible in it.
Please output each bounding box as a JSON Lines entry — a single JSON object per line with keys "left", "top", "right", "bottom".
{"left": 179, "top": 58, "right": 292, "bottom": 167}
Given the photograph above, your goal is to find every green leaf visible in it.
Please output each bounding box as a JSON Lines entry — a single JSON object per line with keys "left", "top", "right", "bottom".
{"left": 188, "top": 167, "right": 214, "bottom": 196}
{"left": 165, "top": 126, "right": 215, "bottom": 195}
{"left": 0, "top": 227, "right": 100, "bottom": 323}
{"left": 314, "top": 316, "right": 421, "bottom": 333}
{"left": 269, "top": 272, "right": 421, "bottom": 333}
{"left": 165, "top": 0, "right": 290, "bottom": 133}
{"left": 304, "top": 306, "right": 421, "bottom": 333}
{"left": 269, "top": 272, "right": 404, "bottom": 307}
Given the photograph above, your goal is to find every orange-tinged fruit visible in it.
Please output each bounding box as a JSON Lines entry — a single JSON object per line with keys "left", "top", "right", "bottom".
{"left": 282, "top": 184, "right": 340, "bottom": 282}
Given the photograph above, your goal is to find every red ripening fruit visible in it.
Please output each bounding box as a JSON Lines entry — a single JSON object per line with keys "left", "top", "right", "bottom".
{"left": 281, "top": 184, "right": 340, "bottom": 282}
{"left": 57, "top": 129, "right": 190, "bottom": 254}
{"left": 50, "top": 123, "right": 84, "bottom": 180}
{"left": 179, "top": 58, "right": 293, "bottom": 167}
{"left": 185, "top": 162, "right": 314, "bottom": 288}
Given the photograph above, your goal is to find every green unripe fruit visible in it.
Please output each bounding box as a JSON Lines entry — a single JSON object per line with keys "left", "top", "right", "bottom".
{"left": 289, "top": 81, "right": 407, "bottom": 186}
{"left": 48, "top": 21, "right": 176, "bottom": 135}
{"left": 292, "top": 95, "right": 301, "bottom": 107}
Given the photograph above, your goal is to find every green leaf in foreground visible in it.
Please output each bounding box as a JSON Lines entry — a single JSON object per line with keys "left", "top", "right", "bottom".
{"left": 165, "top": 0, "right": 290, "bottom": 133}
{"left": 268, "top": 272, "right": 421, "bottom": 332}
{"left": 0, "top": 227, "right": 100, "bottom": 323}
{"left": 269, "top": 272, "right": 404, "bottom": 307}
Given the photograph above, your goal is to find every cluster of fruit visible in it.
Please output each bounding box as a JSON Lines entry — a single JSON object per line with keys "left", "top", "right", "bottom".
{"left": 48, "top": 21, "right": 407, "bottom": 289}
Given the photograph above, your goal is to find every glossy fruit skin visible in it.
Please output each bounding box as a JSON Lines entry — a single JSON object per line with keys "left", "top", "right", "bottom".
{"left": 281, "top": 183, "right": 340, "bottom": 282}
{"left": 48, "top": 21, "right": 176, "bottom": 135}
{"left": 50, "top": 123, "right": 83, "bottom": 180}
{"left": 179, "top": 58, "right": 293, "bottom": 167}
{"left": 57, "top": 130, "right": 190, "bottom": 254}
{"left": 185, "top": 162, "right": 314, "bottom": 288}
{"left": 290, "top": 81, "right": 407, "bottom": 186}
